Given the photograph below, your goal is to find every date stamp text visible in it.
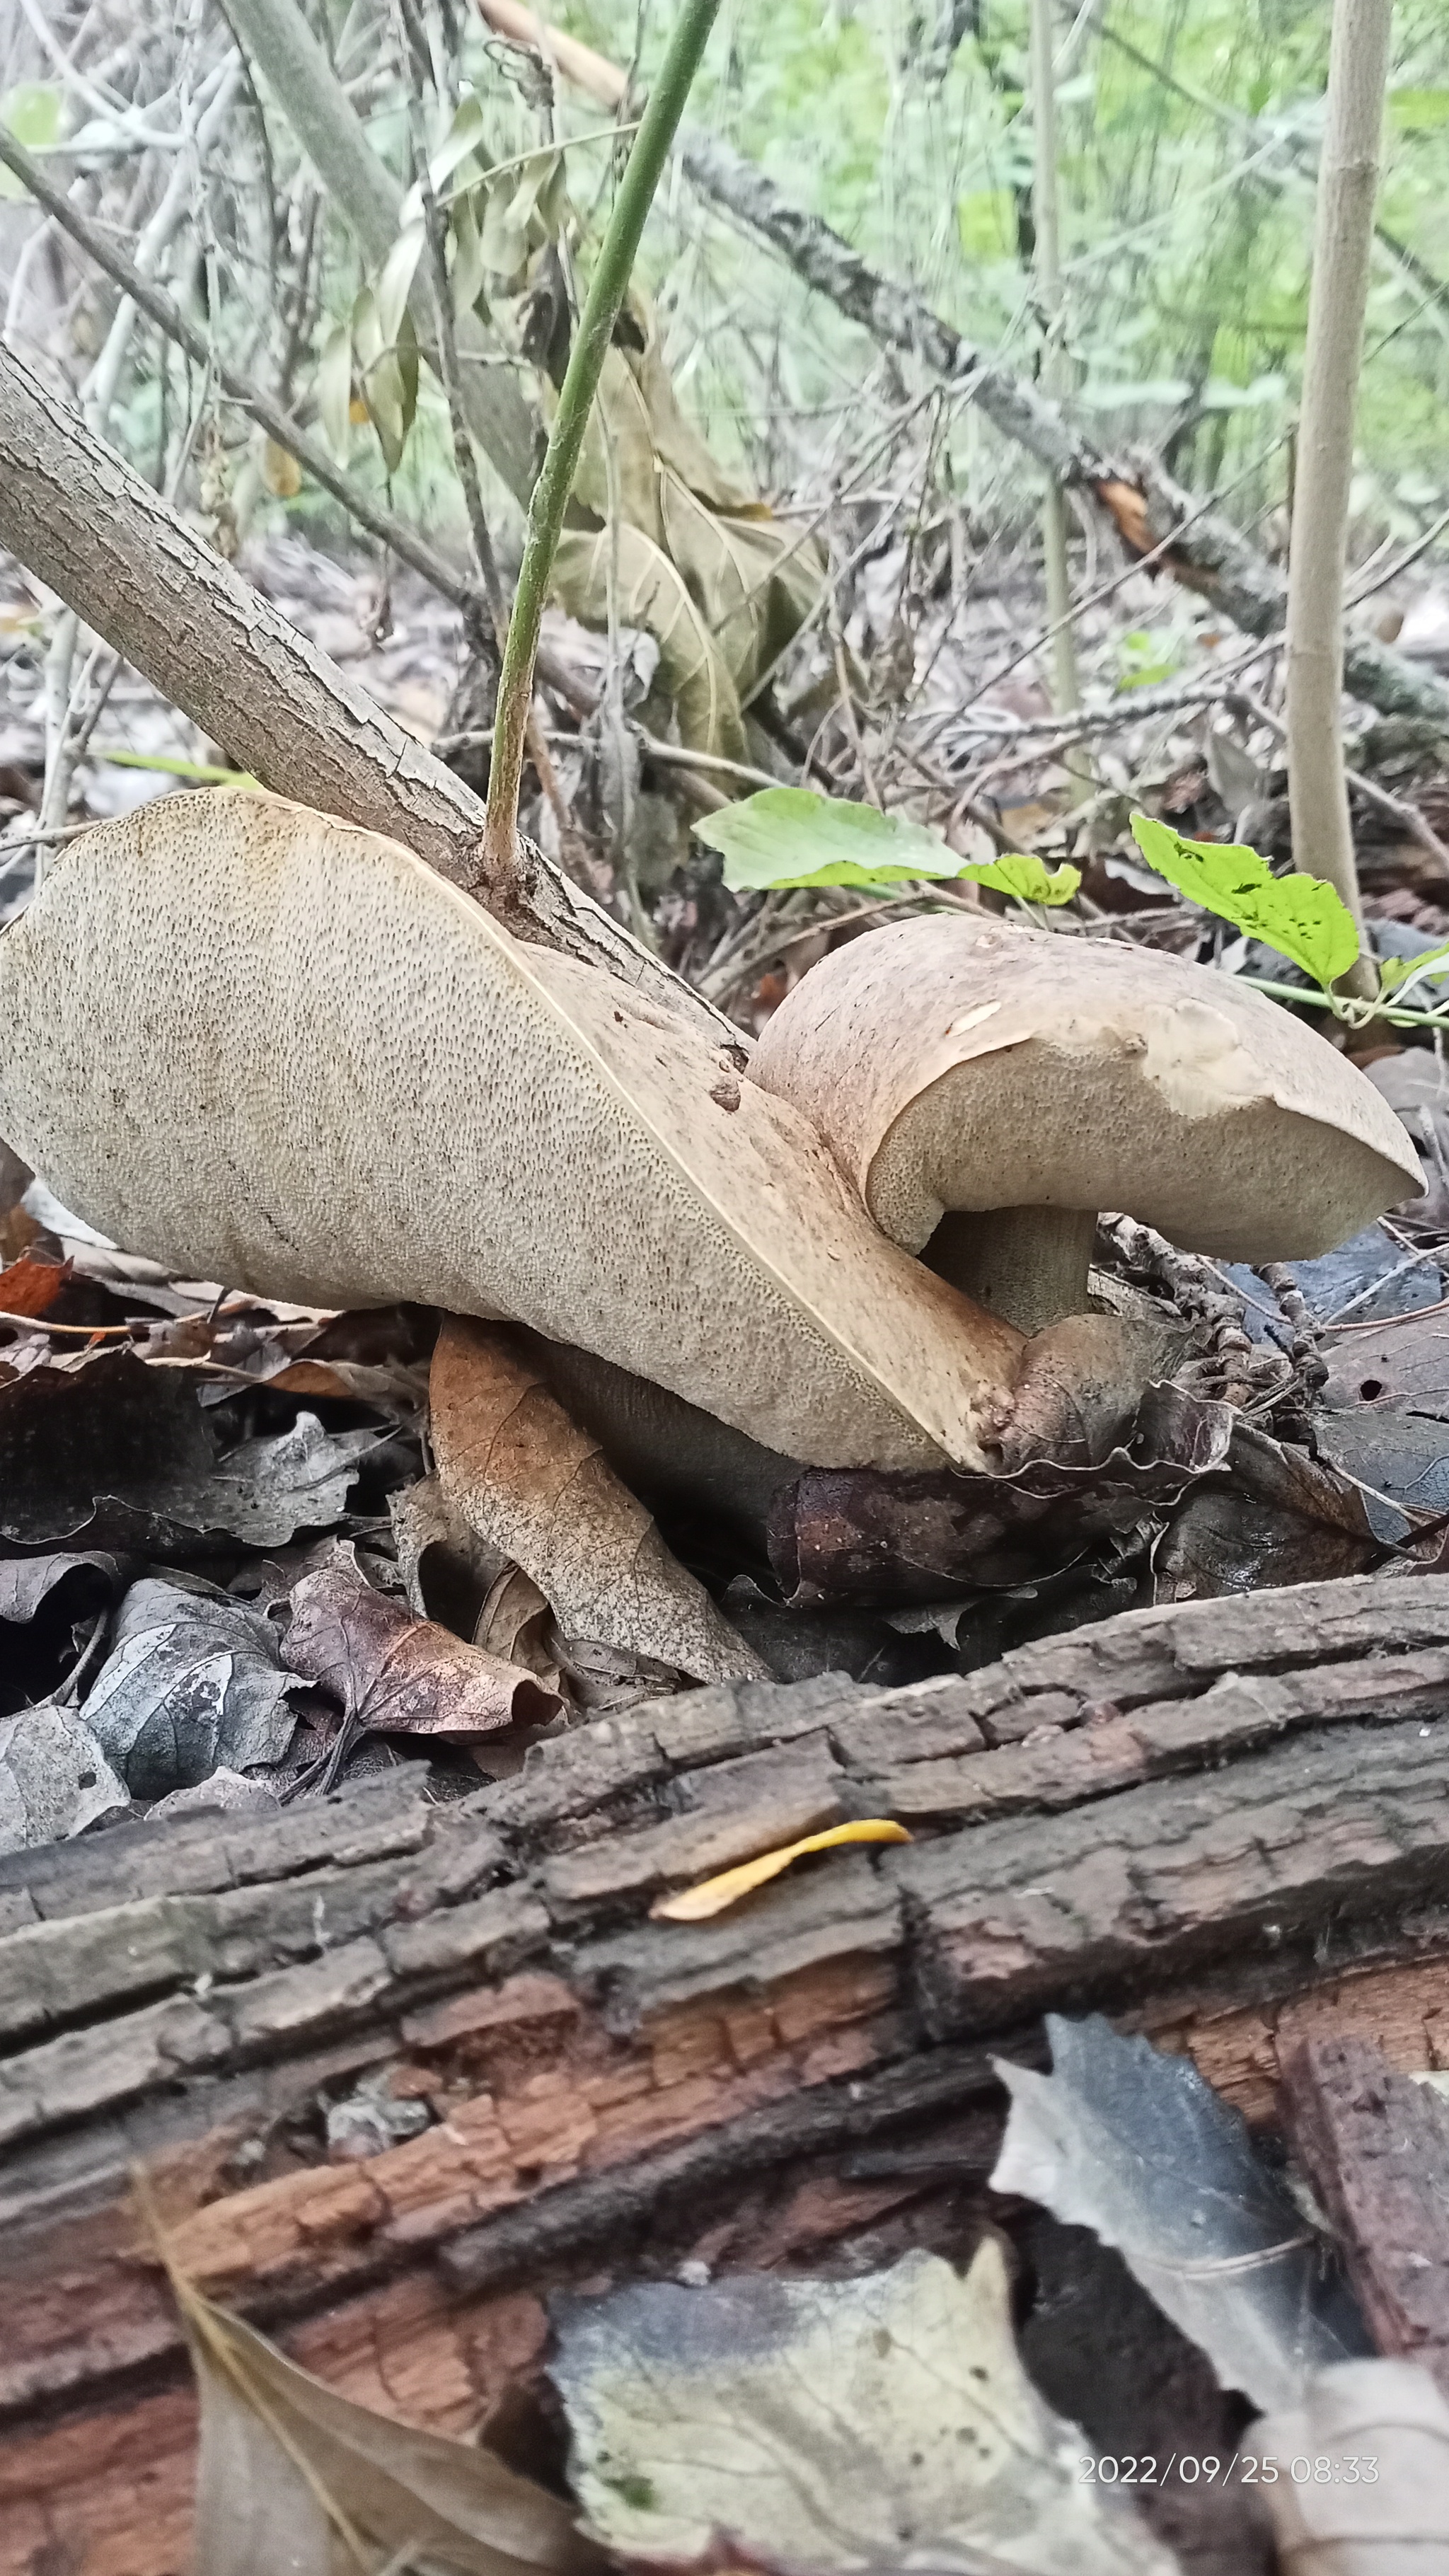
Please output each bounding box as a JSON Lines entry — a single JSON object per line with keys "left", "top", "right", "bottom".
{"left": 1081, "top": 2455, "right": 1379, "bottom": 2488}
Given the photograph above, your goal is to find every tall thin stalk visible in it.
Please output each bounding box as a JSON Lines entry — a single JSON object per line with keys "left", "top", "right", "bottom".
{"left": 483, "top": 0, "right": 722, "bottom": 891}
{"left": 1286, "top": 0, "right": 1394, "bottom": 1001}
{"left": 1028, "top": 0, "right": 1079, "bottom": 728}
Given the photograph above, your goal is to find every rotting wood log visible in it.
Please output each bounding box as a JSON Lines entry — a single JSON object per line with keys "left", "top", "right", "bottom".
{"left": 1281, "top": 2034, "right": 1449, "bottom": 2396}
{"left": 0, "top": 345, "right": 739, "bottom": 1052}
{"left": 6, "top": 1569, "right": 1449, "bottom": 2570}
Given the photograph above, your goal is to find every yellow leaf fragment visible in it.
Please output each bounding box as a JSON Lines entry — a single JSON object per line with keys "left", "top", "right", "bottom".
{"left": 650, "top": 1818, "right": 911, "bottom": 1922}
{"left": 260, "top": 437, "right": 302, "bottom": 499}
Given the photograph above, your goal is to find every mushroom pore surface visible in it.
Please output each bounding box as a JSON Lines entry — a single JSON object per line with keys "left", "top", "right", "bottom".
{"left": 748, "top": 914, "right": 1424, "bottom": 1328}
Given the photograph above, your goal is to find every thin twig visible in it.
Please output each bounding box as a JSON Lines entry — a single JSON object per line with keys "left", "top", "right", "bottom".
{"left": 482, "top": 0, "right": 724, "bottom": 888}
{"left": 0, "top": 122, "right": 502, "bottom": 637}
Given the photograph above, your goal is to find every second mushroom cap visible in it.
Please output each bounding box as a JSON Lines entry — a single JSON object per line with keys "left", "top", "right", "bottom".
{"left": 748, "top": 913, "right": 1424, "bottom": 1330}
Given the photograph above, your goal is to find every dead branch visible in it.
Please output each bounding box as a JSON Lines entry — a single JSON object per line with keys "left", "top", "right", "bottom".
{"left": 0, "top": 343, "right": 739, "bottom": 1045}
{"left": 4, "top": 1569, "right": 1449, "bottom": 2570}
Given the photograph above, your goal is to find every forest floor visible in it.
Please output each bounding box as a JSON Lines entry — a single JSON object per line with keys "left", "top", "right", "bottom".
{"left": 6, "top": 530, "right": 1449, "bottom": 2573}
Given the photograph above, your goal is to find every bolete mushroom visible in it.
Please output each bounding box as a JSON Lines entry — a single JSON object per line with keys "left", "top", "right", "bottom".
{"left": 0, "top": 790, "right": 1037, "bottom": 1473}
{"left": 749, "top": 913, "right": 1424, "bottom": 1335}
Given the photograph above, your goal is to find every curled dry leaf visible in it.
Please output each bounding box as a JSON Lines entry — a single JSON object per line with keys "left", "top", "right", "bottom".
{"left": 0, "top": 1250, "right": 70, "bottom": 1316}
{"left": 282, "top": 1540, "right": 561, "bottom": 1738}
{"left": 550, "top": 2241, "right": 1178, "bottom": 2574}
{"left": 0, "top": 1699, "right": 128, "bottom": 1854}
{"left": 83, "top": 1576, "right": 302, "bottom": 1799}
{"left": 0, "top": 1547, "right": 128, "bottom": 1627}
{"left": 0, "top": 791, "right": 1037, "bottom": 1475}
{"left": 431, "top": 1317, "right": 768, "bottom": 1685}
{"left": 651, "top": 1818, "right": 911, "bottom": 1922}
{"left": 1253, "top": 2359, "right": 1449, "bottom": 2573}
{"left": 991, "top": 2015, "right": 1368, "bottom": 2412}
{"left": 162, "top": 2236, "right": 605, "bottom": 2576}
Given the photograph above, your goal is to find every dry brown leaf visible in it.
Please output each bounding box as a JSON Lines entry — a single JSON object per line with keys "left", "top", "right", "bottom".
{"left": 432, "top": 1316, "right": 768, "bottom": 1685}
{"left": 476, "top": 1561, "right": 562, "bottom": 1692}
{"left": 0, "top": 1251, "right": 71, "bottom": 1317}
{"left": 156, "top": 2212, "right": 604, "bottom": 2576}
{"left": 0, "top": 792, "right": 1031, "bottom": 1472}
{"left": 282, "top": 1539, "right": 560, "bottom": 1736}
{"left": 651, "top": 1818, "right": 911, "bottom": 1922}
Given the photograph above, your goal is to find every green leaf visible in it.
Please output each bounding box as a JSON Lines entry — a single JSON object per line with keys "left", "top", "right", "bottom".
{"left": 1390, "top": 87, "right": 1449, "bottom": 131}
{"left": 1129, "top": 814, "right": 1362, "bottom": 990}
{"left": 693, "top": 790, "right": 975, "bottom": 891}
{"left": 1378, "top": 938, "right": 1449, "bottom": 997}
{"left": 957, "top": 853, "right": 1081, "bottom": 906}
{"left": 0, "top": 83, "right": 60, "bottom": 196}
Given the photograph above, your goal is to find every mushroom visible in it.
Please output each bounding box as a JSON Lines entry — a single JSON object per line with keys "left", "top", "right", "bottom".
{"left": 0, "top": 790, "right": 1036, "bottom": 1474}
{"left": 748, "top": 913, "right": 1425, "bottom": 1336}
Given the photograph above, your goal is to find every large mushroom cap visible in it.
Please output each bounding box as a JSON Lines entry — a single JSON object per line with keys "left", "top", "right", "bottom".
{"left": 0, "top": 790, "right": 1039, "bottom": 1474}
{"left": 749, "top": 913, "right": 1424, "bottom": 1261}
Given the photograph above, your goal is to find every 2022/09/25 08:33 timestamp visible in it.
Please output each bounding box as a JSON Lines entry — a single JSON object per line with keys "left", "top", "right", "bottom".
{"left": 1080, "top": 2455, "right": 1380, "bottom": 2486}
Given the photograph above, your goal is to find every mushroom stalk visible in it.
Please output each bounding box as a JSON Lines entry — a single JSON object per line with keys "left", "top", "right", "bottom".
{"left": 925, "top": 1206, "right": 1099, "bottom": 1337}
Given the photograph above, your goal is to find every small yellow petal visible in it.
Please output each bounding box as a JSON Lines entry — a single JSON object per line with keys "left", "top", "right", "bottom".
{"left": 650, "top": 1819, "right": 911, "bottom": 1923}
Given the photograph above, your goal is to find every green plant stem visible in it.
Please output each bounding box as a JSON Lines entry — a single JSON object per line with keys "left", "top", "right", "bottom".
{"left": 482, "top": 0, "right": 722, "bottom": 892}
{"left": 1240, "top": 973, "right": 1449, "bottom": 1034}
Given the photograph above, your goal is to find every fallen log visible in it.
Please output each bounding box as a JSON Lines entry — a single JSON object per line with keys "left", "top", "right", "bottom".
{"left": 5, "top": 1567, "right": 1449, "bottom": 2570}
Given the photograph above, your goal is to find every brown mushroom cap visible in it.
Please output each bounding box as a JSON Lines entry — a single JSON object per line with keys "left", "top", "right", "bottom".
{"left": 749, "top": 914, "right": 1424, "bottom": 1261}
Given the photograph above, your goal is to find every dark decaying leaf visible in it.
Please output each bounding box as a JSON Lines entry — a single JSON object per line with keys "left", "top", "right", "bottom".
{"left": 0, "top": 1698, "right": 129, "bottom": 1853}
{"left": 390, "top": 1473, "right": 509, "bottom": 1629}
{"left": 0, "top": 1548, "right": 129, "bottom": 1625}
{"left": 1155, "top": 1419, "right": 1393, "bottom": 1595}
{"left": 990, "top": 2015, "right": 1370, "bottom": 2412}
{"left": 171, "top": 2258, "right": 604, "bottom": 2576}
{"left": 550, "top": 2242, "right": 1177, "bottom": 2575}
{"left": 1225, "top": 1222, "right": 1442, "bottom": 1346}
{"left": 282, "top": 1540, "right": 561, "bottom": 1738}
{"left": 769, "top": 1384, "right": 1232, "bottom": 1608}
{"left": 81, "top": 1576, "right": 302, "bottom": 1800}
{"left": 0, "top": 1348, "right": 380, "bottom": 1552}
{"left": 1253, "top": 2359, "right": 1449, "bottom": 2572}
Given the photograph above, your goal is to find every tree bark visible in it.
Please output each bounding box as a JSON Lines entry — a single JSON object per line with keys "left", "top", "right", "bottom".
{"left": 1286, "top": 0, "right": 1395, "bottom": 992}
{"left": 0, "top": 345, "right": 739, "bottom": 1046}
{"left": 1281, "top": 2036, "right": 1449, "bottom": 2395}
{"left": 4, "top": 1569, "right": 1449, "bottom": 2568}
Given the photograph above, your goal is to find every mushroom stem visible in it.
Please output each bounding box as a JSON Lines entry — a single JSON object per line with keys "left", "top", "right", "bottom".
{"left": 924, "top": 1205, "right": 1098, "bottom": 1336}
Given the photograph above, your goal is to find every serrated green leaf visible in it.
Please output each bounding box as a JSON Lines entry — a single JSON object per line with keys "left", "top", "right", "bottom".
{"left": 693, "top": 790, "right": 973, "bottom": 891}
{"left": 958, "top": 853, "right": 1081, "bottom": 906}
{"left": 316, "top": 320, "right": 353, "bottom": 463}
{"left": 1129, "top": 813, "right": 1362, "bottom": 990}
{"left": 0, "top": 83, "right": 60, "bottom": 197}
